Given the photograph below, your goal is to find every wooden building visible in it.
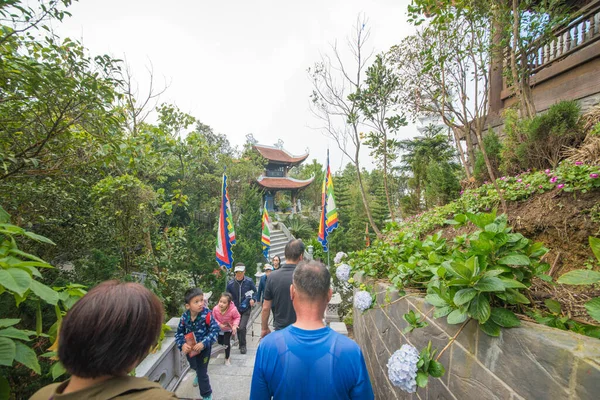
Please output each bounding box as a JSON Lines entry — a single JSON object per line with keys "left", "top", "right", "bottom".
{"left": 252, "top": 144, "right": 314, "bottom": 213}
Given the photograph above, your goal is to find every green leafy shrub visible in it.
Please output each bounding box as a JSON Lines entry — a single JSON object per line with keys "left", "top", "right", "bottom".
{"left": 474, "top": 130, "right": 502, "bottom": 184}
{"left": 502, "top": 101, "right": 584, "bottom": 173}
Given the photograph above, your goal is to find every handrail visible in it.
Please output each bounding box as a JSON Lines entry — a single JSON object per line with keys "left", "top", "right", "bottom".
{"left": 529, "top": 1, "right": 600, "bottom": 74}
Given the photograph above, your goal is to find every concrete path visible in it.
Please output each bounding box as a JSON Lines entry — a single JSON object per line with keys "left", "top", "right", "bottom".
{"left": 176, "top": 313, "right": 265, "bottom": 400}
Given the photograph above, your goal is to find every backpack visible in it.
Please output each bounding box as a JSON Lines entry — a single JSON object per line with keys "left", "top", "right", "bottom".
{"left": 205, "top": 310, "right": 212, "bottom": 327}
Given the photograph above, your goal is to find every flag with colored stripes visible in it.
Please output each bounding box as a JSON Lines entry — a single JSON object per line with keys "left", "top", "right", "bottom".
{"left": 216, "top": 173, "right": 236, "bottom": 269}
{"left": 318, "top": 150, "right": 339, "bottom": 252}
{"left": 261, "top": 202, "right": 271, "bottom": 259}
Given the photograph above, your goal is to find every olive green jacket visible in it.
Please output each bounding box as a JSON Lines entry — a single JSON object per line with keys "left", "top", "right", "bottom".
{"left": 30, "top": 376, "right": 178, "bottom": 400}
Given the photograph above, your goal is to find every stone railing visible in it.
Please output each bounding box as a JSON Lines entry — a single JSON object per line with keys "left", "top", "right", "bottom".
{"left": 353, "top": 281, "right": 600, "bottom": 400}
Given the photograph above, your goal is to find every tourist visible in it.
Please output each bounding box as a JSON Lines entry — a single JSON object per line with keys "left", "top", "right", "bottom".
{"left": 226, "top": 263, "right": 257, "bottom": 354}
{"left": 272, "top": 255, "right": 281, "bottom": 270}
{"left": 175, "top": 288, "right": 220, "bottom": 400}
{"left": 250, "top": 260, "right": 374, "bottom": 399}
{"left": 256, "top": 264, "right": 274, "bottom": 303}
{"left": 212, "top": 292, "right": 240, "bottom": 366}
{"left": 261, "top": 239, "right": 304, "bottom": 337}
{"left": 30, "top": 281, "right": 177, "bottom": 400}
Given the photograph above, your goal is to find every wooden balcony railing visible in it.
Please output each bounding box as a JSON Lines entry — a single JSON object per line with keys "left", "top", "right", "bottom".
{"left": 530, "top": 0, "right": 600, "bottom": 74}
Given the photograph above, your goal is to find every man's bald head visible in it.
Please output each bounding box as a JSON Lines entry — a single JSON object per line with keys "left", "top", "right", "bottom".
{"left": 292, "top": 260, "right": 330, "bottom": 301}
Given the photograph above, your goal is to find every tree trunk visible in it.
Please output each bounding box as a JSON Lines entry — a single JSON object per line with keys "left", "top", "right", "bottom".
{"left": 475, "top": 128, "right": 507, "bottom": 214}
{"left": 354, "top": 141, "right": 382, "bottom": 238}
{"left": 453, "top": 129, "right": 471, "bottom": 180}
{"left": 382, "top": 136, "right": 395, "bottom": 222}
{"left": 463, "top": 125, "right": 476, "bottom": 173}
{"left": 510, "top": 0, "right": 536, "bottom": 119}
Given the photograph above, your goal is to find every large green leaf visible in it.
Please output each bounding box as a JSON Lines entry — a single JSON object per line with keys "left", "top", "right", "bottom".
{"left": 23, "top": 231, "right": 56, "bottom": 245}
{"left": 0, "top": 268, "right": 32, "bottom": 296}
{"left": 428, "top": 360, "right": 446, "bottom": 378}
{"left": 51, "top": 361, "right": 67, "bottom": 380}
{"left": 469, "top": 294, "right": 491, "bottom": 323}
{"left": 0, "top": 319, "right": 20, "bottom": 328}
{"left": 29, "top": 280, "right": 59, "bottom": 305}
{"left": 447, "top": 309, "right": 469, "bottom": 324}
{"left": 479, "top": 320, "right": 501, "bottom": 337}
{"left": 425, "top": 293, "right": 447, "bottom": 307}
{"left": 498, "top": 278, "right": 527, "bottom": 289}
{"left": 0, "top": 206, "right": 10, "bottom": 224}
{"left": 416, "top": 371, "right": 429, "bottom": 388}
{"left": 557, "top": 270, "right": 600, "bottom": 285}
{"left": 454, "top": 288, "right": 477, "bottom": 306}
{"left": 590, "top": 237, "right": 600, "bottom": 262}
{"left": 0, "top": 327, "right": 32, "bottom": 341}
{"left": 14, "top": 341, "right": 40, "bottom": 374}
{"left": 498, "top": 254, "right": 531, "bottom": 266}
{"left": 584, "top": 297, "right": 600, "bottom": 323}
{"left": 433, "top": 306, "right": 452, "bottom": 318}
{"left": 490, "top": 308, "right": 520, "bottom": 328}
{"left": 474, "top": 277, "right": 505, "bottom": 292}
{"left": 544, "top": 299, "right": 562, "bottom": 314}
{"left": 0, "top": 337, "right": 16, "bottom": 366}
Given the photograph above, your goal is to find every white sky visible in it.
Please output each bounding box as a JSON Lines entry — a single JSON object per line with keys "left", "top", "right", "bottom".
{"left": 56, "top": 0, "right": 419, "bottom": 172}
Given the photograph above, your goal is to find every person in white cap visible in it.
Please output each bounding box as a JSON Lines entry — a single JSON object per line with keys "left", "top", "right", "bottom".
{"left": 256, "top": 264, "right": 274, "bottom": 304}
{"left": 226, "top": 263, "right": 257, "bottom": 354}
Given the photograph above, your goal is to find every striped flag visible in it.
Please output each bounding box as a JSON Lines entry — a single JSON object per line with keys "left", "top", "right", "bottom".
{"left": 261, "top": 201, "right": 271, "bottom": 259}
{"left": 216, "top": 173, "right": 236, "bottom": 269}
{"left": 318, "top": 150, "right": 339, "bottom": 252}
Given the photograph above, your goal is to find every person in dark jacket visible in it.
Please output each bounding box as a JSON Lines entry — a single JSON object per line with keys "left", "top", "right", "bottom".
{"left": 226, "top": 263, "right": 257, "bottom": 354}
{"left": 256, "top": 264, "right": 274, "bottom": 303}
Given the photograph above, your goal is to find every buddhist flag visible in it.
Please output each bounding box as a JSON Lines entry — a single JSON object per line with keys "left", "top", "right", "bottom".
{"left": 216, "top": 173, "right": 236, "bottom": 269}
{"left": 261, "top": 202, "right": 271, "bottom": 259}
{"left": 318, "top": 150, "right": 339, "bottom": 252}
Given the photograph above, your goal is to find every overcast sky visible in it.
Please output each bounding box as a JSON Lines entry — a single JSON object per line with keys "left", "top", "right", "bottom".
{"left": 56, "top": 0, "right": 419, "bottom": 172}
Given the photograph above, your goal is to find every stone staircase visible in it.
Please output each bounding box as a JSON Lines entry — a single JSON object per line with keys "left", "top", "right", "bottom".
{"left": 268, "top": 228, "right": 288, "bottom": 264}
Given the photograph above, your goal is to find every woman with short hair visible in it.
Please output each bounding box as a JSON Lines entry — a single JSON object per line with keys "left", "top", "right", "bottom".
{"left": 31, "top": 281, "right": 177, "bottom": 400}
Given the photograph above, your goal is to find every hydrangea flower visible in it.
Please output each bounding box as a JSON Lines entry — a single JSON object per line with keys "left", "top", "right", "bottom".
{"left": 336, "top": 263, "right": 351, "bottom": 282}
{"left": 387, "top": 344, "right": 420, "bottom": 393}
{"left": 334, "top": 251, "right": 348, "bottom": 264}
{"left": 354, "top": 290, "right": 372, "bottom": 312}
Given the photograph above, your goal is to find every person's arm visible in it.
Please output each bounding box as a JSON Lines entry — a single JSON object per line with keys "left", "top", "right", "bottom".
{"left": 350, "top": 350, "right": 375, "bottom": 400}
{"left": 174, "top": 316, "right": 186, "bottom": 350}
{"left": 249, "top": 344, "right": 270, "bottom": 400}
{"left": 261, "top": 299, "right": 272, "bottom": 338}
{"left": 203, "top": 309, "right": 221, "bottom": 348}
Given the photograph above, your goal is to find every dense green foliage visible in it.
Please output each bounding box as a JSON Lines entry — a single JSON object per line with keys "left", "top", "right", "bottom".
{"left": 502, "top": 101, "right": 584, "bottom": 174}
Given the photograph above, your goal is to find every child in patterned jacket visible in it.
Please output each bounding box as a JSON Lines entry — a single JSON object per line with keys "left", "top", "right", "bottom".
{"left": 175, "top": 288, "right": 220, "bottom": 400}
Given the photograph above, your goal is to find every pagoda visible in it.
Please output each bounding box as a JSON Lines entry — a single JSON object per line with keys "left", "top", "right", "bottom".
{"left": 253, "top": 144, "right": 314, "bottom": 213}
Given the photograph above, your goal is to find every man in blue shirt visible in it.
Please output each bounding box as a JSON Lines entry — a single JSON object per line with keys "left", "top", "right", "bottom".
{"left": 250, "top": 260, "right": 374, "bottom": 400}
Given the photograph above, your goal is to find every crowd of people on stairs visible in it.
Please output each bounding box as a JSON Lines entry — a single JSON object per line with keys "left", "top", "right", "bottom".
{"left": 31, "top": 239, "right": 374, "bottom": 400}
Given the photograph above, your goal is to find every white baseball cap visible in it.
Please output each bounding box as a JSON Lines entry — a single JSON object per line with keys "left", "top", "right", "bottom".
{"left": 234, "top": 264, "right": 246, "bottom": 272}
{"left": 264, "top": 264, "right": 274, "bottom": 271}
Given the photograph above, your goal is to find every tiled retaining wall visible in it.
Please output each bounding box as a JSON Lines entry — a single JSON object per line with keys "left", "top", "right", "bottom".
{"left": 353, "top": 282, "right": 600, "bottom": 400}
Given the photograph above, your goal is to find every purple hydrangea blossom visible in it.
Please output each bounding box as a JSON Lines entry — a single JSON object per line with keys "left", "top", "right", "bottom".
{"left": 387, "top": 344, "right": 420, "bottom": 393}
{"left": 334, "top": 251, "right": 348, "bottom": 264}
{"left": 354, "top": 290, "right": 372, "bottom": 312}
{"left": 336, "top": 263, "right": 351, "bottom": 282}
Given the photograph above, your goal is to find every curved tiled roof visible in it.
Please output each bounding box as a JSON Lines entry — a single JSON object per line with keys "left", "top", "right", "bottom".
{"left": 256, "top": 176, "right": 314, "bottom": 190}
{"left": 252, "top": 144, "right": 309, "bottom": 165}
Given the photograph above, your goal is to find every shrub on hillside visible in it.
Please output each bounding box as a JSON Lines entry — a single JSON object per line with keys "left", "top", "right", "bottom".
{"left": 501, "top": 101, "right": 584, "bottom": 173}
{"left": 474, "top": 129, "right": 502, "bottom": 184}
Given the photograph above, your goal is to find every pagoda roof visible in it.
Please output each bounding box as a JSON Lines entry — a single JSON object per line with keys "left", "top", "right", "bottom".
{"left": 253, "top": 144, "right": 309, "bottom": 165}
{"left": 256, "top": 176, "right": 314, "bottom": 190}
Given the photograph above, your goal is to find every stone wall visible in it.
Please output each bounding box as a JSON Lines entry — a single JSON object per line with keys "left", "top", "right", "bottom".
{"left": 353, "top": 282, "right": 600, "bottom": 400}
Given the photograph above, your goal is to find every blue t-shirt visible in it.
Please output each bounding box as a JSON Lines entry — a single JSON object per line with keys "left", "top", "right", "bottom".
{"left": 250, "top": 325, "right": 374, "bottom": 400}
